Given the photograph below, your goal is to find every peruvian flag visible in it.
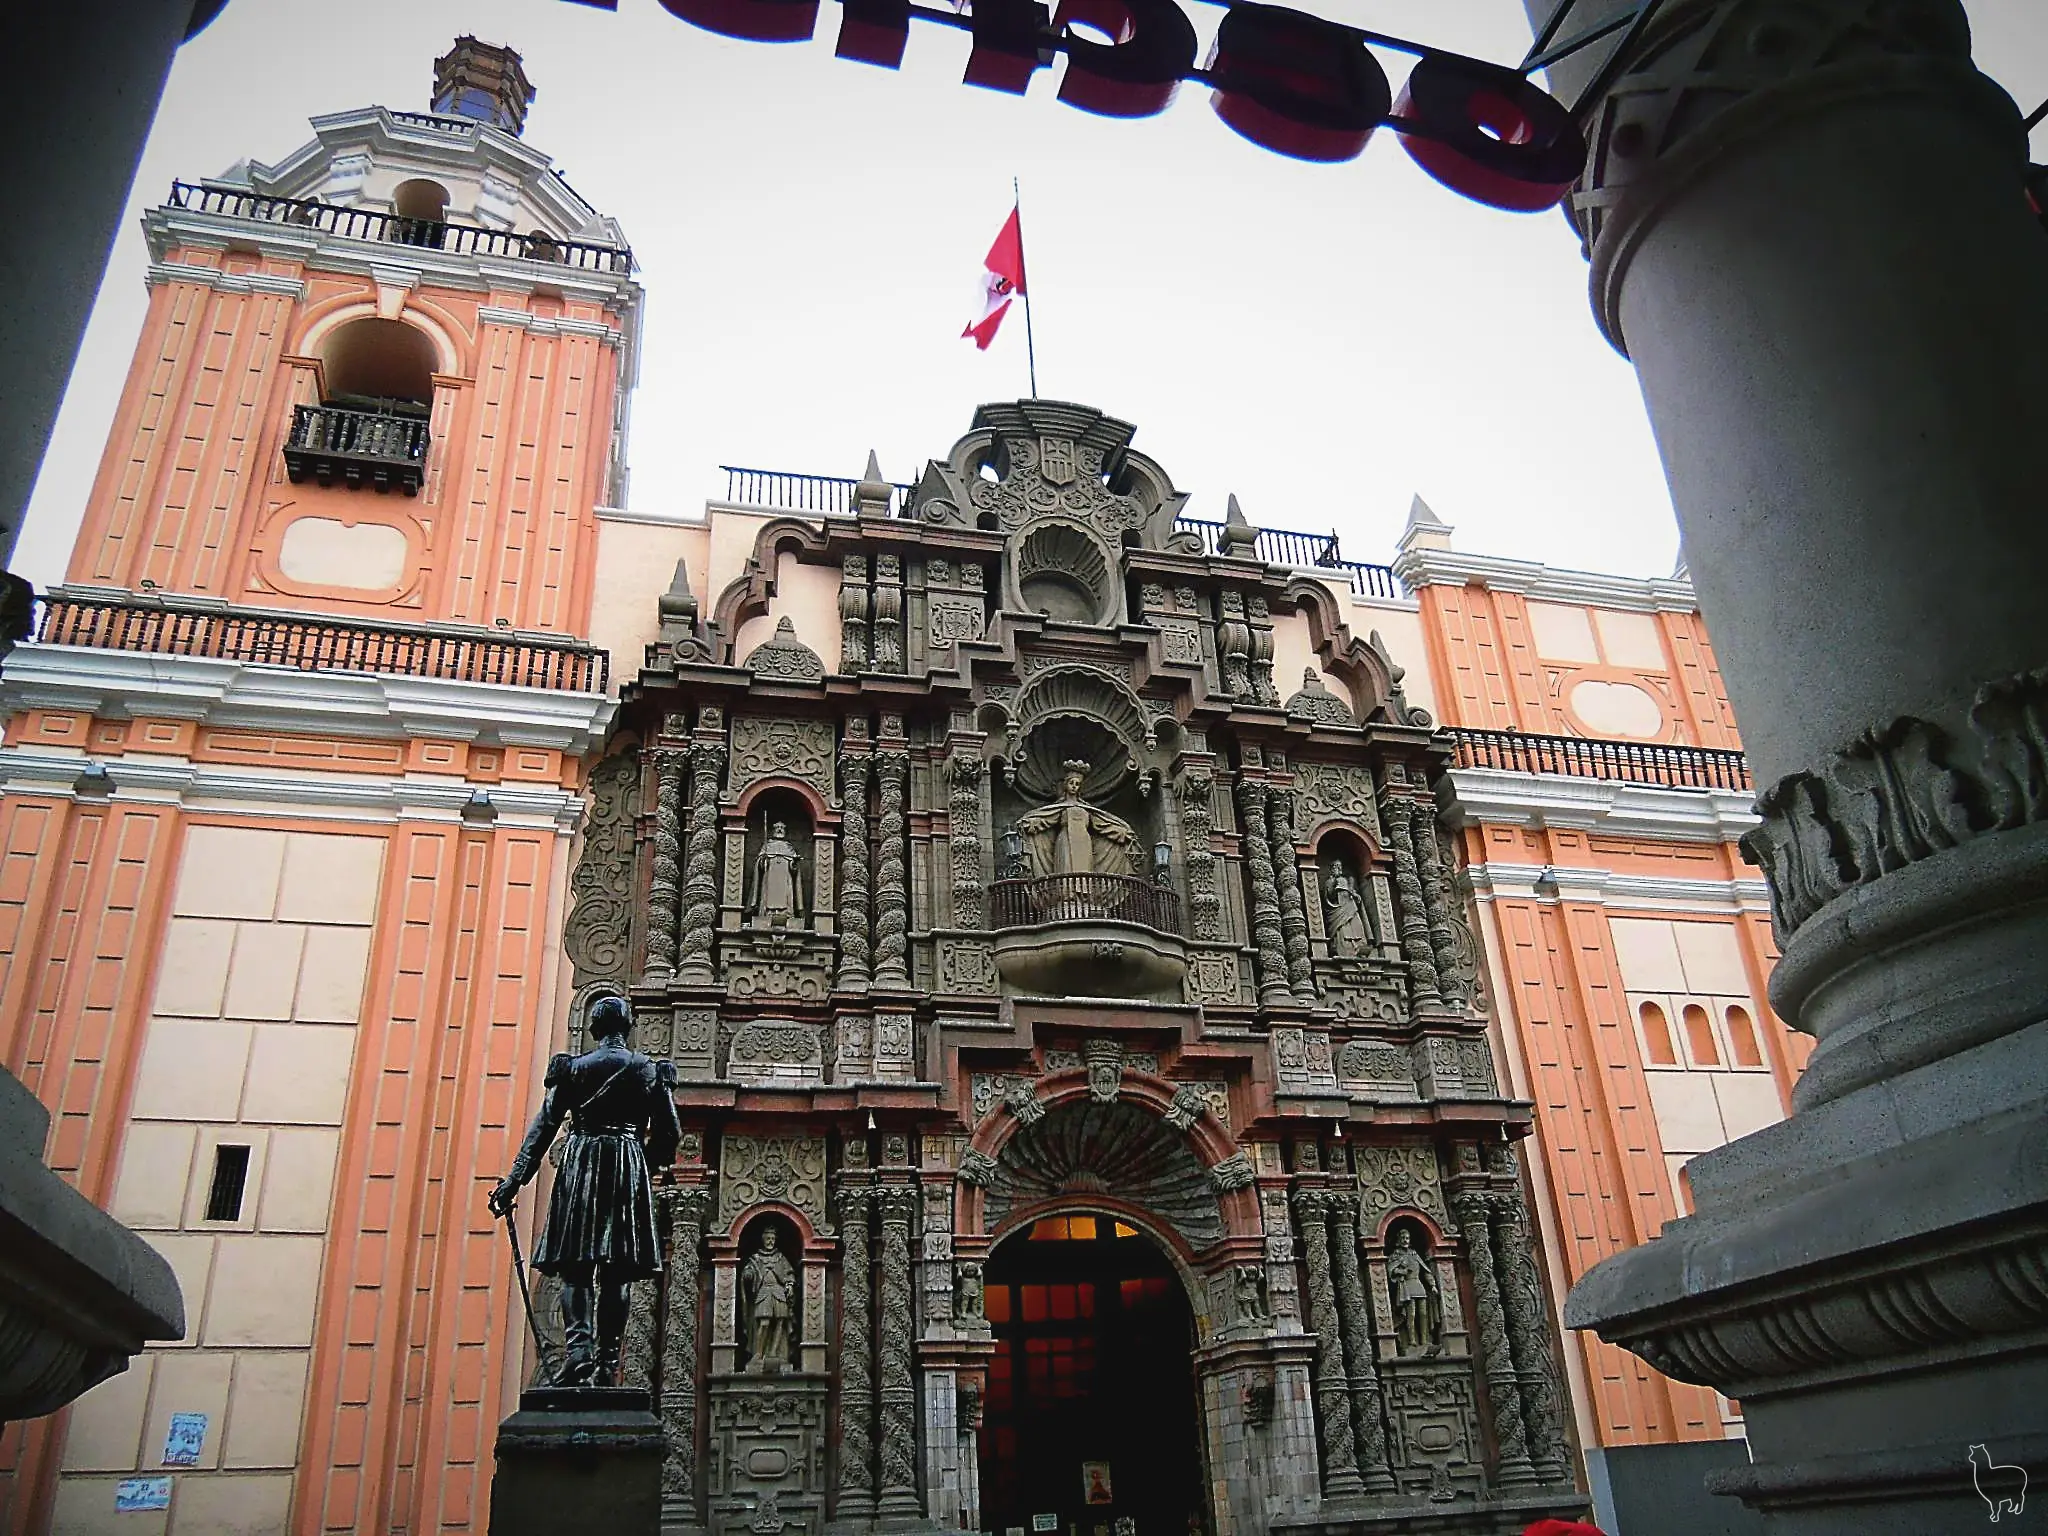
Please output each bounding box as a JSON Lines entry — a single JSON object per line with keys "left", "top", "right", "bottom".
{"left": 962, "top": 206, "right": 1026, "bottom": 351}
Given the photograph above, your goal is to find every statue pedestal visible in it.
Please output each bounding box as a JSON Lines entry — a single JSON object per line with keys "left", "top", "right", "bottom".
{"left": 491, "top": 1386, "right": 666, "bottom": 1536}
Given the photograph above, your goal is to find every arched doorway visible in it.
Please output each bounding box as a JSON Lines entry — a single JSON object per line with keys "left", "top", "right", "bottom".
{"left": 979, "top": 1211, "right": 1204, "bottom": 1536}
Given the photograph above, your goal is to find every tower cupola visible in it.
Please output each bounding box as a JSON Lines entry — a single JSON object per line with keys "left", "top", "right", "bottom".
{"left": 431, "top": 36, "right": 536, "bottom": 135}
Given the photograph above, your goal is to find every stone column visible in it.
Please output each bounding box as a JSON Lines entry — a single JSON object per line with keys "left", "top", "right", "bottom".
{"left": 873, "top": 740, "right": 911, "bottom": 989}
{"left": 1236, "top": 777, "right": 1291, "bottom": 1006}
{"left": 1408, "top": 802, "right": 1464, "bottom": 1010}
{"left": 1488, "top": 1190, "right": 1568, "bottom": 1484}
{"left": 1380, "top": 790, "right": 1442, "bottom": 1008}
{"left": 1177, "top": 772, "right": 1223, "bottom": 941}
{"left": 875, "top": 1183, "right": 922, "bottom": 1516}
{"left": 1454, "top": 1193, "right": 1533, "bottom": 1486}
{"left": 642, "top": 744, "right": 685, "bottom": 984}
{"left": 834, "top": 1179, "right": 877, "bottom": 1520}
{"left": 1326, "top": 1198, "right": 1397, "bottom": 1492}
{"left": 1291, "top": 1190, "right": 1365, "bottom": 1498}
{"left": 872, "top": 553, "right": 904, "bottom": 673}
{"left": 837, "top": 749, "right": 872, "bottom": 992}
{"left": 1266, "top": 785, "right": 1317, "bottom": 1003}
{"left": 660, "top": 1189, "right": 708, "bottom": 1522}
{"left": 1532, "top": 4, "right": 2048, "bottom": 1528}
{"left": 946, "top": 749, "right": 985, "bottom": 930}
{"left": 677, "top": 735, "right": 725, "bottom": 985}
{"left": 839, "top": 554, "right": 870, "bottom": 671}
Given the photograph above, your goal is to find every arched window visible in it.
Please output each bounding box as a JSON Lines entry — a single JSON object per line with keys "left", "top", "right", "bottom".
{"left": 1724, "top": 1004, "right": 1764, "bottom": 1068}
{"left": 391, "top": 179, "right": 449, "bottom": 249}
{"left": 1637, "top": 1001, "right": 1677, "bottom": 1066}
{"left": 320, "top": 317, "right": 436, "bottom": 409}
{"left": 282, "top": 318, "right": 438, "bottom": 494}
{"left": 1682, "top": 1003, "right": 1721, "bottom": 1067}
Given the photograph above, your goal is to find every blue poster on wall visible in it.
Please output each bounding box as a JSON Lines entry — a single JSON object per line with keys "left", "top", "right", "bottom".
{"left": 162, "top": 1412, "right": 208, "bottom": 1467}
{"left": 115, "top": 1478, "right": 173, "bottom": 1512}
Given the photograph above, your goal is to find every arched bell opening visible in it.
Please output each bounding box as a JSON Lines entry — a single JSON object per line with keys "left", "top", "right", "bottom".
{"left": 980, "top": 1210, "right": 1207, "bottom": 1536}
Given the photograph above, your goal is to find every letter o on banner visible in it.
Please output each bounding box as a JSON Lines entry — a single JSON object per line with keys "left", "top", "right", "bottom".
{"left": 1055, "top": 0, "right": 1198, "bottom": 119}
{"left": 1205, "top": 5, "right": 1392, "bottom": 164}
{"left": 658, "top": 0, "right": 819, "bottom": 44}
{"left": 1392, "top": 54, "right": 1584, "bottom": 212}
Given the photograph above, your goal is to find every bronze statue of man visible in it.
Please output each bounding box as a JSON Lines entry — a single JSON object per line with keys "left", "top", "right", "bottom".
{"left": 490, "top": 994, "right": 682, "bottom": 1386}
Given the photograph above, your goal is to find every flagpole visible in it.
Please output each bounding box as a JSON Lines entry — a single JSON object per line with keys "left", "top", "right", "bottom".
{"left": 1013, "top": 176, "right": 1039, "bottom": 398}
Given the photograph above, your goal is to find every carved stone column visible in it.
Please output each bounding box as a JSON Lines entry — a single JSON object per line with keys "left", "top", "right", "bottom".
{"left": 1177, "top": 772, "right": 1222, "bottom": 942}
{"left": 873, "top": 737, "right": 911, "bottom": 989}
{"left": 871, "top": 553, "right": 903, "bottom": 673}
{"left": 946, "top": 750, "right": 985, "bottom": 930}
{"left": 1525, "top": 4, "right": 2048, "bottom": 1527}
{"left": 1292, "top": 1190, "right": 1365, "bottom": 1498}
{"left": 1488, "top": 1186, "right": 1568, "bottom": 1484}
{"left": 838, "top": 746, "right": 872, "bottom": 992}
{"left": 1266, "top": 784, "right": 1317, "bottom": 1003}
{"left": 642, "top": 743, "right": 686, "bottom": 984}
{"left": 1408, "top": 802, "right": 1464, "bottom": 1010}
{"left": 1247, "top": 594, "right": 1279, "bottom": 705}
{"left": 875, "top": 1183, "right": 922, "bottom": 1516}
{"left": 1327, "top": 1198, "right": 1397, "bottom": 1492}
{"left": 623, "top": 1255, "right": 659, "bottom": 1393}
{"left": 834, "top": 1178, "right": 877, "bottom": 1519}
{"left": 1454, "top": 1192, "right": 1533, "bottom": 1486}
{"left": 1380, "top": 788, "right": 1442, "bottom": 1009}
{"left": 1236, "top": 776, "right": 1291, "bottom": 1007}
{"left": 677, "top": 733, "right": 726, "bottom": 985}
{"left": 660, "top": 1188, "right": 708, "bottom": 1520}
{"left": 839, "top": 554, "right": 870, "bottom": 671}
{"left": 1216, "top": 591, "right": 1252, "bottom": 700}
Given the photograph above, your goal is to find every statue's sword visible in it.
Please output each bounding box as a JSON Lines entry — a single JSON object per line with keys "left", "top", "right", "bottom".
{"left": 500, "top": 1201, "right": 546, "bottom": 1359}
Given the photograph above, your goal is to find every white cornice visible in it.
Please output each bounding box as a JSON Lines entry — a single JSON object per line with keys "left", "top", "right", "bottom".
{"left": 146, "top": 261, "right": 307, "bottom": 298}
{"left": 0, "top": 644, "right": 616, "bottom": 754}
{"left": 595, "top": 504, "right": 706, "bottom": 528}
{"left": 1393, "top": 545, "right": 1699, "bottom": 615}
{"left": 477, "top": 305, "right": 626, "bottom": 347}
{"left": 1444, "top": 766, "right": 1760, "bottom": 844}
{"left": 0, "top": 749, "right": 584, "bottom": 830}
{"left": 1463, "top": 859, "right": 1772, "bottom": 914}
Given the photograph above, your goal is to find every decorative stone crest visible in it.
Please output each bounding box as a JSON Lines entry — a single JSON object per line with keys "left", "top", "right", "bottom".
{"left": 717, "top": 1135, "right": 829, "bottom": 1231}
{"left": 1082, "top": 1036, "right": 1124, "bottom": 1103}
{"left": 1285, "top": 668, "right": 1356, "bottom": 726}
{"left": 729, "top": 716, "right": 836, "bottom": 805}
{"left": 742, "top": 615, "right": 825, "bottom": 681}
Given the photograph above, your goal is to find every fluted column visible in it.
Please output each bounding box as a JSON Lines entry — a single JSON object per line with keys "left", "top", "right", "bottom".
{"left": 835, "top": 1180, "right": 878, "bottom": 1518}
{"left": 838, "top": 751, "right": 873, "bottom": 991}
{"left": 873, "top": 744, "right": 910, "bottom": 989}
{"left": 660, "top": 1188, "right": 708, "bottom": 1519}
{"left": 1328, "top": 1198, "right": 1396, "bottom": 1492}
{"left": 1267, "top": 785, "right": 1317, "bottom": 1003}
{"left": 1381, "top": 791, "right": 1442, "bottom": 1008}
{"left": 876, "top": 1183, "right": 922, "bottom": 1515}
{"left": 1236, "top": 777, "right": 1291, "bottom": 1006}
{"left": 1409, "top": 801, "right": 1464, "bottom": 1009}
{"left": 1293, "top": 1190, "right": 1365, "bottom": 1498}
{"left": 1455, "top": 1193, "right": 1533, "bottom": 1485}
{"left": 677, "top": 737, "right": 725, "bottom": 984}
{"left": 641, "top": 745, "right": 685, "bottom": 983}
{"left": 1490, "top": 1190, "right": 1569, "bottom": 1483}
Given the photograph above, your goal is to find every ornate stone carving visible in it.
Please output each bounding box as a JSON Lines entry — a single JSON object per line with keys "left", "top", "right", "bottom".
{"left": 743, "top": 615, "right": 825, "bottom": 681}
{"left": 1491, "top": 1192, "right": 1570, "bottom": 1483}
{"left": 954, "top": 1259, "right": 985, "bottom": 1323}
{"left": 838, "top": 752, "right": 872, "bottom": 991}
{"left": 937, "top": 937, "right": 998, "bottom": 996}
{"left": 1003, "top": 1082, "right": 1046, "bottom": 1126}
{"left": 1386, "top": 1225, "right": 1444, "bottom": 1357}
{"left": 930, "top": 599, "right": 984, "bottom": 652}
{"left": 957, "top": 1149, "right": 998, "bottom": 1187}
{"left": 1208, "top": 1151, "right": 1255, "bottom": 1192}
{"left": 1355, "top": 1144, "right": 1445, "bottom": 1229}
{"left": 729, "top": 716, "right": 836, "bottom": 806}
{"left": 1233, "top": 1263, "right": 1269, "bottom": 1325}
{"left": 749, "top": 821, "right": 807, "bottom": 932}
{"left": 1382, "top": 790, "right": 1443, "bottom": 1008}
{"left": 680, "top": 738, "right": 726, "bottom": 984}
{"left": 1330, "top": 1199, "right": 1397, "bottom": 1490}
{"left": 1291, "top": 761, "right": 1382, "bottom": 840}
{"left": 871, "top": 553, "right": 904, "bottom": 673}
{"left": 1454, "top": 1193, "right": 1534, "bottom": 1485}
{"left": 839, "top": 555, "right": 870, "bottom": 672}
{"left": 728, "top": 1021, "right": 825, "bottom": 1086}
{"left": 946, "top": 751, "right": 986, "bottom": 929}
{"left": 1410, "top": 802, "right": 1466, "bottom": 1010}
{"left": 1163, "top": 1084, "right": 1208, "bottom": 1133}
{"left": 1294, "top": 1191, "right": 1366, "bottom": 1496}
{"left": 1176, "top": 773, "right": 1222, "bottom": 942}
{"left": 875, "top": 1184, "right": 920, "bottom": 1512}
{"left": 1268, "top": 788, "right": 1317, "bottom": 1002}
{"left": 673, "top": 1007, "right": 718, "bottom": 1077}
{"left": 984, "top": 1099, "right": 1227, "bottom": 1251}
{"left": 834, "top": 1180, "right": 876, "bottom": 1515}
{"left": 743, "top": 1227, "right": 800, "bottom": 1373}
{"left": 1184, "top": 948, "right": 1240, "bottom": 1006}
{"left": 873, "top": 748, "right": 910, "bottom": 987}
{"left": 568, "top": 748, "right": 639, "bottom": 987}
{"left": 718, "top": 1135, "right": 828, "bottom": 1231}
{"left": 1217, "top": 591, "right": 1253, "bottom": 701}
{"left": 1083, "top": 1036, "right": 1124, "bottom": 1103}
{"left": 725, "top": 942, "right": 832, "bottom": 1004}
{"left": 1321, "top": 860, "right": 1373, "bottom": 960}
{"left": 1286, "top": 669, "right": 1357, "bottom": 727}
{"left": 1235, "top": 777, "right": 1291, "bottom": 1004}
{"left": 661, "top": 1187, "right": 710, "bottom": 1510}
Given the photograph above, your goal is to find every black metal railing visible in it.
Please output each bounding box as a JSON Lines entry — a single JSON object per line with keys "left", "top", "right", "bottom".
{"left": 283, "top": 403, "right": 431, "bottom": 494}
{"left": 36, "top": 596, "right": 609, "bottom": 693}
{"left": 989, "top": 873, "right": 1183, "bottom": 935}
{"left": 1171, "top": 516, "right": 1337, "bottom": 568}
{"left": 388, "top": 109, "right": 475, "bottom": 133}
{"left": 165, "top": 181, "right": 635, "bottom": 274}
{"left": 719, "top": 466, "right": 918, "bottom": 515}
{"left": 1447, "top": 728, "right": 1752, "bottom": 792}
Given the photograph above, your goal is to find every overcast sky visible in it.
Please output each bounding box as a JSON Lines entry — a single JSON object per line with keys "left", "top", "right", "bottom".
{"left": 16, "top": 0, "right": 2048, "bottom": 588}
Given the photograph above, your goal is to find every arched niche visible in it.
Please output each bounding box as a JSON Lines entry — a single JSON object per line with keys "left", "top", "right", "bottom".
{"left": 1314, "top": 827, "right": 1380, "bottom": 960}
{"left": 736, "top": 786, "right": 816, "bottom": 933}
{"left": 732, "top": 1209, "right": 804, "bottom": 1376}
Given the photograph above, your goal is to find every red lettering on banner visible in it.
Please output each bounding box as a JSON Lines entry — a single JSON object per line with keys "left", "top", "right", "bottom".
{"left": 1205, "top": 4, "right": 1391, "bottom": 164}
{"left": 967, "top": 0, "right": 1054, "bottom": 93}
{"left": 1392, "top": 53, "right": 1584, "bottom": 212}
{"left": 1054, "top": 0, "right": 1197, "bottom": 120}
{"left": 837, "top": 0, "right": 911, "bottom": 67}
{"left": 657, "top": 0, "right": 819, "bottom": 44}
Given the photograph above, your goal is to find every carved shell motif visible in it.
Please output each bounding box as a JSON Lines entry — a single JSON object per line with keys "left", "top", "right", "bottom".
{"left": 982, "top": 1099, "right": 1226, "bottom": 1249}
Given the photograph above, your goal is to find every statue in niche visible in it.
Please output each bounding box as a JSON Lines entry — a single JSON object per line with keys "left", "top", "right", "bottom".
{"left": 749, "top": 820, "right": 806, "bottom": 930}
{"left": 1387, "top": 1226, "right": 1443, "bottom": 1356}
{"left": 489, "top": 994, "right": 681, "bottom": 1386}
{"left": 1017, "top": 759, "right": 1141, "bottom": 878}
{"left": 1322, "top": 861, "right": 1373, "bottom": 958}
{"left": 742, "top": 1225, "right": 797, "bottom": 1372}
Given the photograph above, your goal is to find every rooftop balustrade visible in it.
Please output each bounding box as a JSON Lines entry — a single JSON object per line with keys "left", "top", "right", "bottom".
{"left": 1446, "top": 727, "right": 1753, "bottom": 792}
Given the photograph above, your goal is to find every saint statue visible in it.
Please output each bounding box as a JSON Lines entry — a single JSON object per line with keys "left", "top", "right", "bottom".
{"left": 750, "top": 820, "right": 806, "bottom": 930}
{"left": 1387, "top": 1227, "right": 1443, "bottom": 1355}
{"left": 1017, "top": 760, "right": 1141, "bottom": 879}
{"left": 743, "top": 1226, "right": 797, "bottom": 1372}
{"left": 489, "top": 995, "right": 682, "bottom": 1386}
{"left": 1323, "top": 861, "right": 1373, "bottom": 958}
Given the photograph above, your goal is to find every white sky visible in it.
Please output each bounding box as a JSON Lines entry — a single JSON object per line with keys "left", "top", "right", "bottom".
{"left": 16, "top": 0, "right": 2048, "bottom": 588}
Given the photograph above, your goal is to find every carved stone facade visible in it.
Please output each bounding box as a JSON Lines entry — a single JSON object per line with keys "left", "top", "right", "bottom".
{"left": 594, "top": 403, "right": 1578, "bottom": 1535}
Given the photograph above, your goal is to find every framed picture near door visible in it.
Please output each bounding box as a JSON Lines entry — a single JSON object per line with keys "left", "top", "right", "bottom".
{"left": 1082, "top": 1462, "right": 1114, "bottom": 1505}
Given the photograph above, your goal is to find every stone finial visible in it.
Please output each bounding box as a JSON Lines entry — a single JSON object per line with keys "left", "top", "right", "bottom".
{"left": 1285, "top": 667, "right": 1357, "bottom": 726}
{"left": 1220, "top": 493, "right": 1261, "bottom": 557}
{"left": 854, "top": 449, "right": 892, "bottom": 519}
{"left": 741, "top": 615, "right": 824, "bottom": 681}
{"left": 658, "top": 557, "right": 698, "bottom": 633}
{"left": 1397, "top": 493, "right": 1454, "bottom": 554}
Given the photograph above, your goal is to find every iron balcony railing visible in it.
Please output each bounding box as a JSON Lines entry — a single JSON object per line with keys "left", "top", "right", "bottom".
{"left": 989, "top": 873, "right": 1183, "bottom": 936}
{"left": 720, "top": 466, "right": 918, "bottom": 515}
{"left": 283, "top": 403, "right": 431, "bottom": 494}
{"left": 36, "top": 597, "right": 609, "bottom": 693}
{"left": 165, "top": 181, "right": 634, "bottom": 274}
{"left": 1447, "top": 727, "right": 1753, "bottom": 792}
